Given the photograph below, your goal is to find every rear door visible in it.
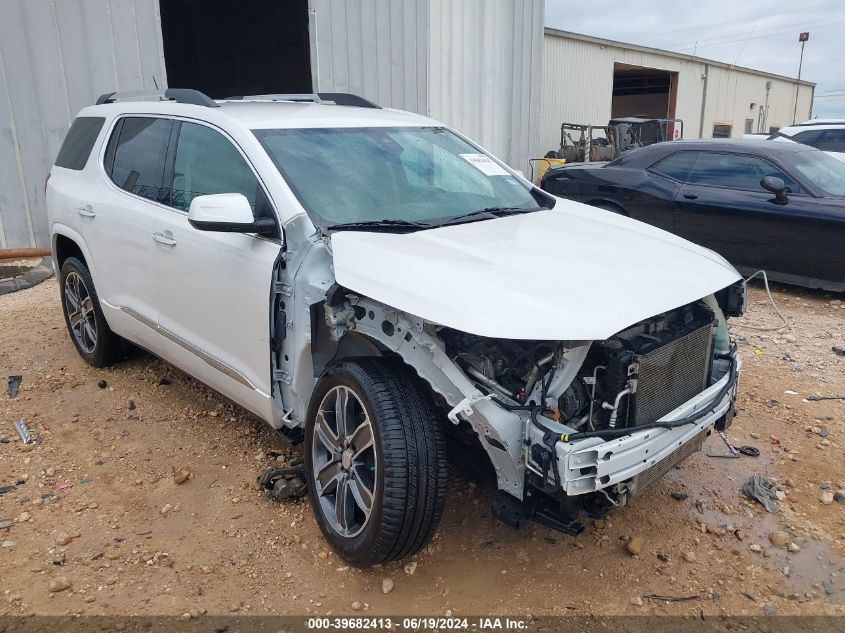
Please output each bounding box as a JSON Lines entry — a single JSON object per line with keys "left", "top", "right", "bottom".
{"left": 673, "top": 152, "right": 820, "bottom": 277}
{"left": 150, "top": 119, "right": 282, "bottom": 420}
{"left": 84, "top": 115, "right": 173, "bottom": 345}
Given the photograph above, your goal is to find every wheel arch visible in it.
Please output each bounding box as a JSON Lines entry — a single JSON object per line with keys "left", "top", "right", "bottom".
{"left": 52, "top": 226, "right": 96, "bottom": 280}
{"left": 585, "top": 199, "right": 629, "bottom": 216}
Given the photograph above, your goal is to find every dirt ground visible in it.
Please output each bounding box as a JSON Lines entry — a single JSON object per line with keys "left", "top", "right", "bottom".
{"left": 1, "top": 271, "right": 844, "bottom": 618}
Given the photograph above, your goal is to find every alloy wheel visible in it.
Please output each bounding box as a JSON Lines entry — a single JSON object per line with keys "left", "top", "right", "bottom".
{"left": 64, "top": 271, "right": 97, "bottom": 354}
{"left": 311, "top": 385, "right": 377, "bottom": 538}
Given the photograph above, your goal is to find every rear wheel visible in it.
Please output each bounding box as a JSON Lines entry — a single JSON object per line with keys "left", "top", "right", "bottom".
{"left": 304, "top": 358, "right": 447, "bottom": 566}
{"left": 59, "top": 257, "right": 121, "bottom": 367}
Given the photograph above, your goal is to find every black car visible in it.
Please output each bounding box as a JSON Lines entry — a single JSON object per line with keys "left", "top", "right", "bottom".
{"left": 541, "top": 139, "right": 845, "bottom": 292}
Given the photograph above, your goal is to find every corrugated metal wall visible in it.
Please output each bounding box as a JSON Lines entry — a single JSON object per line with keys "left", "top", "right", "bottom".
{"left": 541, "top": 33, "right": 704, "bottom": 153}
{"left": 309, "top": 0, "right": 545, "bottom": 172}
{"left": 0, "top": 0, "right": 166, "bottom": 249}
{"left": 428, "top": 0, "right": 544, "bottom": 172}
{"left": 542, "top": 30, "right": 816, "bottom": 154}
{"left": 308, "top": 0, "right": 428, "bottom": 115}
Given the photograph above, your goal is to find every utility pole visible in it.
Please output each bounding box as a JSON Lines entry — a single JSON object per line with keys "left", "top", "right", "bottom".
{"left": 792, "top": 32, "right": 809, "bottom": 124}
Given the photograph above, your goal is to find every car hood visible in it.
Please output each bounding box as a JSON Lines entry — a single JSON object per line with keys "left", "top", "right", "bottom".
{"left": 330, "top": 200, "right": 741, "bottom": 340}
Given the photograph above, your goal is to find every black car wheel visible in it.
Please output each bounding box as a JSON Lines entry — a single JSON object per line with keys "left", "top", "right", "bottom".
{"left": 304, "top": 358, "right": 447, "bottom": 567}
{"left": 59, "top": 257, "right": 122, "bottom": 367}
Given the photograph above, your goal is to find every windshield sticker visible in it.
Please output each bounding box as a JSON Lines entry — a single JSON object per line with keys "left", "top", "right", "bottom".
{"left": 459, "top": 153, "right": 511, "bottom": 176}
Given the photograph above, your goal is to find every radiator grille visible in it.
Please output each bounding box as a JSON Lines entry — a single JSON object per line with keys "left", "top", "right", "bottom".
{"left": 632, "top": 322, "right": 713, "bottom": 425}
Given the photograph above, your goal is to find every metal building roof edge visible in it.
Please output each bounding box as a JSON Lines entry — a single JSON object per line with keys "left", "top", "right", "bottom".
{"left": 543, "top": 27, "right": 816, "bottom": 88}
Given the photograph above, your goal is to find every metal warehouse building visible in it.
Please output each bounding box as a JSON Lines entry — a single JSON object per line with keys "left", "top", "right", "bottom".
{"left": 0, "top": 0, "right": 544, "bottom": 250}
{"left": 0, "top": 0, "right": 815, "bottom": 251}
{"left": 540, "top": 28, "right": 815, "bottom": 155}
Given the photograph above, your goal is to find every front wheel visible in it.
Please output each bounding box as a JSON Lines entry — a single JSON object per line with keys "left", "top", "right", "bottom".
{"left": 304, "top": 358, "right": 447, "bottom": 567}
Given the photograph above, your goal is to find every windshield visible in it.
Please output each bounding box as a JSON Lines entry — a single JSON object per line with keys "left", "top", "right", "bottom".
{"left": 254, "top": 126, "right": 546, "bottom": 228}
{"left": 789, "top": 149, "right": 845, "bottom": 197}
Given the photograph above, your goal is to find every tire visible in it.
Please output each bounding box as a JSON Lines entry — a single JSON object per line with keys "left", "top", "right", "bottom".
{"left": 59, "top": 257, "right": 122, "bottom": 367}
{"left": 304, "top": 358, "right": 447, "bottom": 567}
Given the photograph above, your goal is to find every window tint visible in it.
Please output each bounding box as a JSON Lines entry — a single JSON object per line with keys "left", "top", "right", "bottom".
{"left": 171, "top": 122, "right": 259, "bottom": 212}
{"left": 791, "top": 129, "right": 825, "bottom": 146}
{"left": 55, "top": 117, "right": 105, "bottom": 170}
{"left": 817, "top": 130, "right": 845, "bottom": 153}
{"left": 106, "top": 117, "right": 172, "bottom": 203}
{"left": 688, "top": 153, "right": 801, "bottom": 193}
{"left": 651, "top": 151, "right": 699, "bottom": 181}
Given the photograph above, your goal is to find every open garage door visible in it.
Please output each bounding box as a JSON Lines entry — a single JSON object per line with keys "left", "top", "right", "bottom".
{"left": 612, "top": 63, "right": 677, "bottom": 119}
{"left": 160, "top": 0, "right": 312, "bottom": 98}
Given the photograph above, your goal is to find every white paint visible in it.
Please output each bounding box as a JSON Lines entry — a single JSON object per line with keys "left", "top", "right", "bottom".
{"left": 331, "top": 201, "right": 741, "bottom": 341}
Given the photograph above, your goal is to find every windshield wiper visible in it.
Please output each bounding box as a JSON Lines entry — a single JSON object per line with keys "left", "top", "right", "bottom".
{"left": 435, "top": 206, "right": 543, "bottom": 227}
{"left": 325, "top": 219, "right": 431, "bottom": 233}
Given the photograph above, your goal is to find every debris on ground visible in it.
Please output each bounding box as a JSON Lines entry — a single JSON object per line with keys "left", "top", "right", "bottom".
{"left": 97, "top": 379, "right": 108, "bottom": 389}
{"left": 742, "top": 474, "right": 781, "bottom": 512}
{"left": 806, "top": 394, "right": 845, "bottom": 401}
{"left": 832, "top": 346, "right": 845, "bottom": 357}
{"left": 257, "top": 462, "right": 306, "bottom": 501}
{"left": 12, "top": 419, "right": 33, "bottom": 444}
{"left": 173, "top": 467, "right": 192, "bottom": 485}
{"left": 643, "top": 594, "right": 701, "bottom": 602}
{"left": 7, "top": 375, "right": 22, "bottom": 398}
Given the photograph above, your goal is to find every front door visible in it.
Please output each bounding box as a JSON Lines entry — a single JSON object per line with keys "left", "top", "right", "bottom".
{"left": 151, "top": 120, "right": 282, "bottom": 421}
{"left": 673, "top": 151, "right": 819, "bottom": 279}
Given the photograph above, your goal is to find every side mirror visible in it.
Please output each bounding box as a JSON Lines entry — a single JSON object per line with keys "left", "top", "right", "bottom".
{"left": 760, "top": 176, "right": 788, "bottom": 204}
{"left": 188, "top": 193, "right": 276, "bottom": 235}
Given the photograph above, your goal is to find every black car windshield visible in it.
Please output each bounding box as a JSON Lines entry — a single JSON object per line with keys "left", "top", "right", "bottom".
{"left": 254, "top": 126, "right": 546, "bottom": 228}
{"left": 789, "top": 149, "right": 845, "bottom": 197}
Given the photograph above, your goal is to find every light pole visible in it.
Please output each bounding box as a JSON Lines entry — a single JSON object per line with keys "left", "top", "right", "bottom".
{"left": 792, "top": 32, "right": 809, "bottom": 125}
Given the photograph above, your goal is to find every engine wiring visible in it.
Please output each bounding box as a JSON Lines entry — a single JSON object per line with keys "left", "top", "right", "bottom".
{"left": 731, "top": 269, "right": 790, "bottom": 332}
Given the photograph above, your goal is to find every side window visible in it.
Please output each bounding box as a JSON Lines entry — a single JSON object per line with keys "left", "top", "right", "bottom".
{"left": 105, "top": 117, "right": 173, "bottom": 203}
{"left": 650, "top": 151, "right": 700, "bottom": 182}
{"left": 817, "top": 130, "right": 845, "bottom": 153}
{"left": 55, "top": 117, "right": 105, "bottom": 170}
{"left": 791, "top": 129, "right": 825, "bottom": 147}
{"left": 171, "top": 122, "right": 259, "bottom": 212}
{"left": 688, "top": 153, "right": 802, "bottom": 193}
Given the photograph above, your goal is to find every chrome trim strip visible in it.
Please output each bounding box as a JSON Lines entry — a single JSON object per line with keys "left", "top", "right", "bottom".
{"left": 119, "top": 307, "right": 257, "bottom": 390}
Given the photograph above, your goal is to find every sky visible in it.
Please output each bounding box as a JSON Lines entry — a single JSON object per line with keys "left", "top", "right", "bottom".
{"left": 545, "top": 0, "right": 845, "bottom": 119}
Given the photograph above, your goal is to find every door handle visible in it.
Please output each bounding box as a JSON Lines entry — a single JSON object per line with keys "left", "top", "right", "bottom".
{"left": 75, "top": 205, "right": 96, "bottom": 218}
{"left": 682, "top": 194, "right": 698, "bottom": 200}
{"left": 152, "top": 231, "right": 177, "bottom": 246}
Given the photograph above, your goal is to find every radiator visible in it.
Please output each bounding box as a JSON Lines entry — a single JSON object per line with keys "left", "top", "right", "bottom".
{"left": 632, "top": 321, "right": 714, "bottom": 425}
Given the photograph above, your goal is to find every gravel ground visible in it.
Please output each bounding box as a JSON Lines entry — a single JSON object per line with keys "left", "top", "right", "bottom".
{"left": 1, "top": 277, "right": 844, "bottom": 618}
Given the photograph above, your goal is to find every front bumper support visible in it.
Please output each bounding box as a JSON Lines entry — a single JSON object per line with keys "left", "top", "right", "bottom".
{"left": 556, "top": 356, "right": 741, "bottom": 495}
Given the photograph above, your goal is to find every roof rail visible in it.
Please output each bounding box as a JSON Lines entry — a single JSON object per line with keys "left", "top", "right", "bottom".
{"left": 224, "top": 92, "right": 380, "bottom": 109}
{"left": 95, "top": 88, "right": 219, "bottom": 108}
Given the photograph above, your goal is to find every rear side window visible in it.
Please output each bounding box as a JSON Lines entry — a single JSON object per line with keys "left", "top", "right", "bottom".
{"left": 816, "top": 130, "right": 845, "bottom": 153}
{"left": 104, "top": 117, "right": 173, "bottom": 203}
{"left": 651, "top": 151, "right": 699, "bottom": 181}
{"left": 55, "top": 117, "right": 105, "bottom": 170}
{"left": 171, "top": 122, "right": 259, "bottom": 212}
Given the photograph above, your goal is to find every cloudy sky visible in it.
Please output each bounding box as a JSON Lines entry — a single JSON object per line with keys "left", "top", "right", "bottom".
{"left": 545, "top": 0, "right": 845, "bottom": 118}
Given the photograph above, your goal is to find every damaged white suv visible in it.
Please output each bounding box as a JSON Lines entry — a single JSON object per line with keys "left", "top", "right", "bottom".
{"left": 48, "top": 89, "right": 745, "bottom": 566}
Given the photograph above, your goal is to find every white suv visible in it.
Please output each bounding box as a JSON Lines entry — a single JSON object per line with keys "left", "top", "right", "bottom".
{"left": 771, "top": 119, "right": 845, "bottom": 163}
{"left": 48, "top": 89, "right": 745, "bottom": 566}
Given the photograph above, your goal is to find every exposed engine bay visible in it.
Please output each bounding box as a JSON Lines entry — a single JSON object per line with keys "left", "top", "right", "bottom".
{"left": 442, "top": 299, "right": 719, "bottom": 435}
